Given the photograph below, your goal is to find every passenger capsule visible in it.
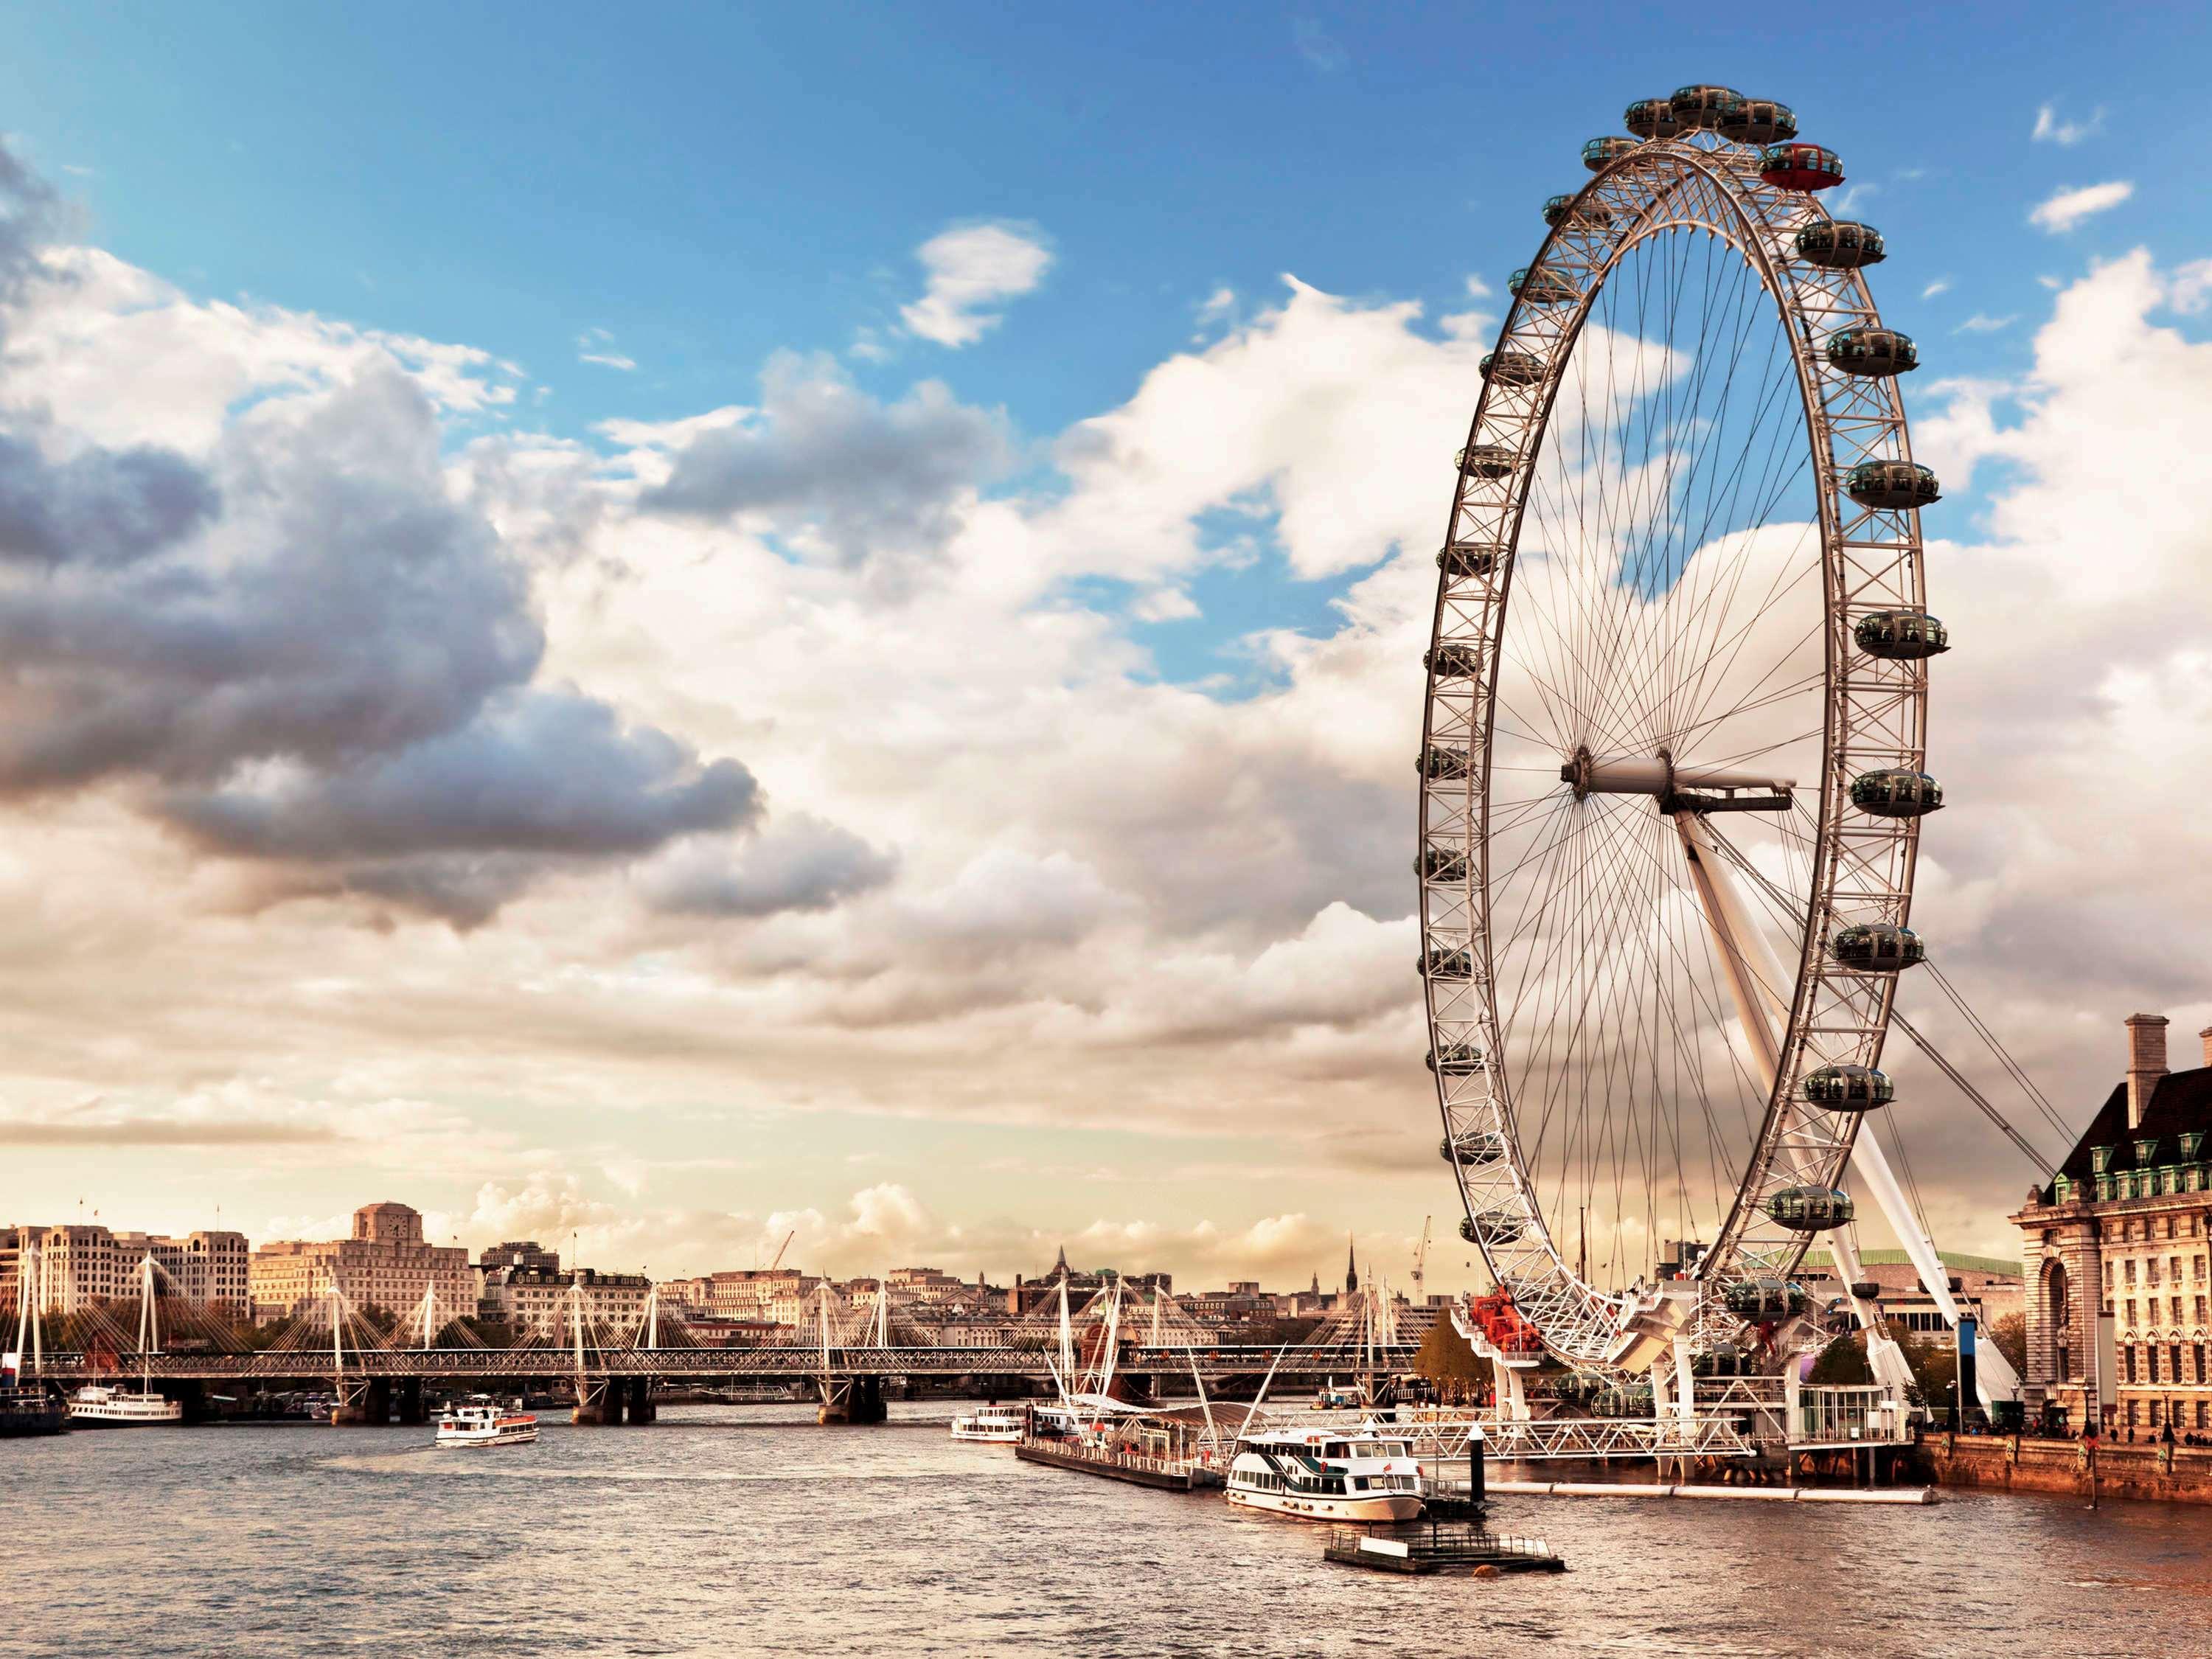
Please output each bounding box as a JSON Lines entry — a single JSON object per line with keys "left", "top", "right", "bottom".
{"left": 1854, "top": 608, "right": 1950, "bottom": 660}
{"left": 1543, "top": 192, "right": 1613, "bottom": 229}
{"left": 1668, "top": 84, "right": 1742, "bottom": 129}
{"left": 1509, "top": 265, "right": 1581, "bottom": 307}
{"left": 1848, "top": 1280, "right": 1882, "bottom": 1301}
{"left": 1795, "top": 220, "right": 1886, "bottom": 270}
{"left": 1582, "top": 135, "right": 1637, "bottom": 171}
{"left": 1801, "top": 1063, "right": 1896, "bottom": 1111}
{"left": 1418, "top": 744, "right": 1472, "bottom": 781}
{"left": 1824, "top": 327, "right": 1918, "bottom": 378}
{"left": 1416, "top": 846, "right": 1470, "bottom": 883}
{"left": 1425, "top": 641, "right": 1483, "bottom": 680}
{"left": 1829, "top": 922, "right": 1925, "bottom": 973}
{"left": 1428, "top": 1040, "right": 1486, "bottom": 1074}
{"left": 1421, "top": 939, "right": 1474, "bottom": 979}
{"left": 1456, "top": 443, "right": 1517, "bottom": 479}
{"left": 1759, "top": 142, "right": 1845, "bottom": 192}
{"left": 1624, "top": 97, "right": 1682, "bottom": 140}
{"left": 1845, "top": 459, "right": 1941, "bottom": 511}
{"left": 1437, "top": 543, "right": 1502, "bottom": 579}
{"left": 1723, "top": 1279, "right": 1808, "bottom": 1320}
{"left": 1441, "top": 1132, "right": 1506, "bottom": 1166}
{"left": 1459, "top": 1213, "right": 1525, "bottom": 1246}
{"left": 1480, "top": 349, "right": 1546, "bottom": 387}
{"left": 1849, "top": 768, "right": 1944, "bottom": 819}
{"left": 1717, "top": 98, "right": 1797, "bottom": 146}
{"left": 1767, "top": 1186, "right": 1855, "bottom": 1232}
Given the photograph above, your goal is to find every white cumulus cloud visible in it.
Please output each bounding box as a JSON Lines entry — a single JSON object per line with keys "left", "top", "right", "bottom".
{"left": 2029, "top": 181, "right": 2134, "bottom": 233}
{"left": 899, "top": 222, "right": 1054, "bottom": 348}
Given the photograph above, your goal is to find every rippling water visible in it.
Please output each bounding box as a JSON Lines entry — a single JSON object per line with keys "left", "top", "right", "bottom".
{"left": 7, "top": 1403, "right": 2211, "bottom": 1658}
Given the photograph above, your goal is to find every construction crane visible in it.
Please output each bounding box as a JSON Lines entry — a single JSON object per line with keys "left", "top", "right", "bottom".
{"left": 1411, "top": 1216, "right": 1431, "bottom": 1297}
{"left": 768, "top": 1229, "right": 796, "bottom": 1271}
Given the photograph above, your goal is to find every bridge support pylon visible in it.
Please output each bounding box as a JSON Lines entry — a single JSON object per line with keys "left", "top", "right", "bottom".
{"left": 625, "top": 1377, "right": 656, "bottom": 1425}
{"left": 572, "top": 1376, "right": 627, "bottom": 1425}
{"left": 818, "top": 1375, "right": 886, "bottom": 1425}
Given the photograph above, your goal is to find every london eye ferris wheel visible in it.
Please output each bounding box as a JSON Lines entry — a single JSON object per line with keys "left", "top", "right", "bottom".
{"left": 1419, "top": 85, "right": 1952, "bottom": 1373}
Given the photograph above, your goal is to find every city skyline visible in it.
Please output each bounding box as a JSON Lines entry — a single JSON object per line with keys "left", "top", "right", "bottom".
{"left": 0, "top": 9, "right": 2210, "bottom": 1293}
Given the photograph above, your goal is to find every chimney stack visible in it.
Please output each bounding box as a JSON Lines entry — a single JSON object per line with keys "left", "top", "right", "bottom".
{"left": 2200, "top": 1026, "right": 2212, "bottom": 1069}
{"left": 2126, "top": 1013, "right": 2170, "bottom": 1130}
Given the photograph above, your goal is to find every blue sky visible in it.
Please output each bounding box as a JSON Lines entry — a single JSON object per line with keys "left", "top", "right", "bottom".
{"left": 9, "top": 2, "right": 2205, "bottom": 452}
{"left": 1, "top": 5, "right": 2209, "bottom": 1286}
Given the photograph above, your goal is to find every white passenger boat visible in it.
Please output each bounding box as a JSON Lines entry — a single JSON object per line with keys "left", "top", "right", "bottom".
{"left": 67, "top": 1384, "right": 184, "bottom": 1427}
{"left": 1225, "top": 1423, "right": 1426, "bottom": 1522}
{"left": 950, "top": 1405, "right": 1025, "bottom": 1442}
{"left": 435, "top": 1399, "right": 539, "bottom": 1447}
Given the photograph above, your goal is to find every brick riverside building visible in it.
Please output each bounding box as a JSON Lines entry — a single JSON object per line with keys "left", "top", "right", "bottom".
{"left": 249, "top": 1202, "right": 472, "bottom": 1324}
{"left": 2014, "top": 1015, "right": 2212, "bottom": 1436}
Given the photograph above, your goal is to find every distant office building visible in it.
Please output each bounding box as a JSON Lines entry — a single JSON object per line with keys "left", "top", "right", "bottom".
{"left": 481, "top": 1265, "right": 650, "bottom": 1335}
{"left": 2014, "top": 1013, "right": 2212, "bottom": 1436}
{"left": 1796, "top": 1249, "right": 2024, "bottom": 1334}
{"left": 477, "top": 1240, "right": 562, "bottom": 1276}
{"left": 249, "top": 1201, "right": 472, "bottom": 1324}
{"left": 4, "top": 1222, "right": 248, "bottom": 1315}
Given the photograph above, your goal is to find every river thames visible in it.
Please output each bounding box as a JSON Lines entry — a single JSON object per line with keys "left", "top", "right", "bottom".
{"left": 5, "top": 1403, "right": 2209, "bottom": 1658}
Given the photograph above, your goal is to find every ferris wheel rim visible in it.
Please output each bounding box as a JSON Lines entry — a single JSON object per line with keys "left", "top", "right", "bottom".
{"left": 1419, "top": 125, "right": 1933, "bottom": 1369}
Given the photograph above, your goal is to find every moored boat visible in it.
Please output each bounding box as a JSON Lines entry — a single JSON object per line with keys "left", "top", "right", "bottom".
{"left": 67, "top": 1384, "right": 184, "bottom": 1427}
{"left": 949, "top": 1404, "right": 1023, "bottom": 1442}
{"left": 436, "top": 1398, "right": 539, "bottom": 1448}
{"left": 1225, "top": 1422, "right": 1427, "bottom": 1522}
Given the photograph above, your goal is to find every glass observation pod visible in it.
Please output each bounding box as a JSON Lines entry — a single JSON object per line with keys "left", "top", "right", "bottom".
{"left": 1854, "top": 608, "right": 1950, "bottom": 659}
{"left": 1460, "top": 1213, "right": 1526, "bottom": 1245}
{"left": 1425, "top": 641, "right": 1483, "bottom": 680}
{"left": 1422, "top": 940, "right": 1475, "bottom": 979}
{"left": 1438, "top": 543, "right": 1503, "bottom": 579}
{"left": 1723, "top": 1279, "right": 1809, "bottom": 1320}
{"left": 1418, "top": 744, "right": 1473, "bottom": 780}
{"left": 1760, "top": 143, "right": 1845, "bottom": 192}
{"left": 1416, "top": 846, "right": 1470, "bottom": 883}
{"left": 1624, "top": 97, "right": 1683, "bottom": 140}
{"left": 1582, "top": 135, "right": 1637, "bottom": 171}
{"left": 1826, "top": 327, "right": 1919, "bottom": 378}
{"left": 1848, "top": 1279, "right": 1882, "bottom": 1301}
{"left": 1830, "top": 922, "right": 1927, "bottom": 973}
{"left": 1767, "top": 1186, "right": 1856, "bottom": 1233}
{"left": 1668, "top": 83, "right": 1742, "bottom": 128}
{"left": 1795, "top": 220, "right": 1887, "bottom": 269}
{"left": 1480, "top": 349, "right": 1546, "bottom": 386}
{"left": 1717, "top": 97, "right": 1797, "bottom": 145}
{"left": 1846, "top": 459, "right": 1941, "bottom": 510}
{"left": 1543, "top": 192, "right": 1614, "bottom": 229}
{"left": 1441, "top": 1133, "right": 1508, "bottom": 1167}
{"left": 1428, "top": 1041, "right": 1487, "bottom": 1075}
{"left": 1801, "top": 1063, "right": 1896, "bottom": 1111}
{"left": 1455, "top": 443, "right": 1518, "bottom": 478}
{"left": 1509, "top": 265, "right": 1582, "bottom": 307}
{"left": 1849, "top": 768, "right": 1944, "bottom": 818}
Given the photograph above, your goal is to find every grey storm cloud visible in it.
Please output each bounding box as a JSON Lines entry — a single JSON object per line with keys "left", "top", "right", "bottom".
{"left": 0, "top": 433, "right": 220, "bottom": 567}
{"left": 0, "top": 140, "right": 884, "bottom": 928}
{"left": 640, "top": 813, "right": 897, "bottom": 919}
{"left": 641, "top": 353, "right": 1010, "bottom": 560}
{"left": 170, "top": 692, "right": 756, "bottom": 863}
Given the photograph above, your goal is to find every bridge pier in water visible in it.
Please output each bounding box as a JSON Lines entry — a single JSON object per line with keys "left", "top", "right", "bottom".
{"left": 331, "top": 1378, "right": 389, "bottom": 1426}
{"left": 818, "top": 1375, "right": 887, "bottom": 1425}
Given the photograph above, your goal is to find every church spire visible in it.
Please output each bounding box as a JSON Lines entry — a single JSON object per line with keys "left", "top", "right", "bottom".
{"left": 1051, "top": 1243, "right": 1069, "bottom": 1278}
{"left": 1345, "top": 1234, "right": 1358, "bottom": 1295}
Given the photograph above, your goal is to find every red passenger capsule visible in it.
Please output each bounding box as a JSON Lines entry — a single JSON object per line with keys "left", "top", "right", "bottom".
{"left": 1759, "top": 143, "right": 1844, "bottom": 192}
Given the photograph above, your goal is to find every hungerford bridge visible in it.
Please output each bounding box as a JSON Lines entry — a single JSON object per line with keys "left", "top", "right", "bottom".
{"left": 8, "top": 1253, "right": 1902, "bottom": 1464}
